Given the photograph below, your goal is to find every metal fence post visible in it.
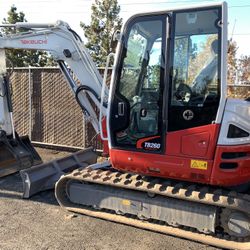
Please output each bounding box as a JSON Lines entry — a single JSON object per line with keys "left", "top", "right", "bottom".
{"left": 82, "top": 115, "right": 85, "bottom": 148}
{"left": 28, "top": 66, "right": 32, "bottom": 140}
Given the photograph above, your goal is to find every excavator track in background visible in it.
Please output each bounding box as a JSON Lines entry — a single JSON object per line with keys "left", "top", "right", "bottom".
{"left": 55, "top": 164, "right": 250, "bottom": 250}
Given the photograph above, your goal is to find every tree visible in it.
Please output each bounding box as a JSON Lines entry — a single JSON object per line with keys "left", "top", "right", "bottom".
{"left": 227, "top": 39, "right": 238, "bottom": 84}
{"left": 1, "top": 5, "right": 55, "bottom": 67}
{"left": 187, "top": 34, "right": 217, "bottom": 84}
{"left": 80, "top": 0, "right": 122, "bottom": 66}
{"left": 238, "top": 55, "right": 250, "bottom": 84}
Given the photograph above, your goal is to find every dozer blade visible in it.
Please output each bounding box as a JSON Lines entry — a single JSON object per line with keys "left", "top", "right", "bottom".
{"left": 0, "top": 134, "right": 42, "bottom": 178}
{"left": 20, "top": 147, "right": 97, "bottom": 198}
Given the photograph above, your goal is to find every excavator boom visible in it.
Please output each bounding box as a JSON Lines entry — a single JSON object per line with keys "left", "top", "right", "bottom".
{"left": 0, "top": 20, "right": 108, "bottom": 132}
{"left": 0, "top": 20, "right": 108, "bottom": 177}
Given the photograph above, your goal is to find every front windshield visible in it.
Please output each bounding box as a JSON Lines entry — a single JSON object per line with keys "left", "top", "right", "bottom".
{"left": 118, "top": 20, "right": 162, "bottom": 101}
{"left": 114, "top": 17, "right": 164, "bottom": 147}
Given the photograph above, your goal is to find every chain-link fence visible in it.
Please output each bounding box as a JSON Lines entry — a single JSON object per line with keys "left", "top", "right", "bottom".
{"left": 11, "top": 67, "right": 87, "bottom": 148}
{"left": 9, "top": 67, "right": 250, "bottom": 149}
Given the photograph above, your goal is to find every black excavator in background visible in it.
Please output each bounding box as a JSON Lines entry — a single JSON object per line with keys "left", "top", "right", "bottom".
{"left": 0, "top": 50, "right": 41, "bottom": 177}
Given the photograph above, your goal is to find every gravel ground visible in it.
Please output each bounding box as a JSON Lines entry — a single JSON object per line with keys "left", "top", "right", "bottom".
{"left": 0, "top": 148, "right": 220, "bottom": 250}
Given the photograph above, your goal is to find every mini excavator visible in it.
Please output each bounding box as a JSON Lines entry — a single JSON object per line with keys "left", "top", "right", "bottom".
{"left": 0, "top": 2, "right": 249, "bottom": 249}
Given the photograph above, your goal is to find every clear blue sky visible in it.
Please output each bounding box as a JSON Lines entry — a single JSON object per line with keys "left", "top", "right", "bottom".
{"left": 0, "top": 0, "right": 249, "bottom": 57}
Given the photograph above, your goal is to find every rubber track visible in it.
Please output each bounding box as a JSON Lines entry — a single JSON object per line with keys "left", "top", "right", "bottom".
{"left": 55, "top": 166, "right": 250, "bottom": 250}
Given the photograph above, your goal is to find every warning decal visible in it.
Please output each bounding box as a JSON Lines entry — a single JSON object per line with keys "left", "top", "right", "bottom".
{"left": 190, "top": 159, "right": 208, "bottom": 170}
{"left": 121, "top": 199, "right": 131, "bottom": 206}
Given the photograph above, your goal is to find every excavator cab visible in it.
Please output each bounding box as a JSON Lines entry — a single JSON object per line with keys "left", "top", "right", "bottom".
{"left": 108, "top": 4, "right": 230, "bottom": 184}
{"left": 110, "top": 6, "right": 223, "bottom": 149}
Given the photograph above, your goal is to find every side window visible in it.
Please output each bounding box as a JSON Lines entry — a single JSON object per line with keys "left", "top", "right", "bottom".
{"left": 119, "top": 30, "right": 147, "bottom": 101}
{"left": 171, "top": 10, "right": 220, "bottom": 107}
{"left": 168, "top": 8, "right": 221, "bottom": 132}
{"left": 143, "top": 38, "right": 162, "bottom": 90}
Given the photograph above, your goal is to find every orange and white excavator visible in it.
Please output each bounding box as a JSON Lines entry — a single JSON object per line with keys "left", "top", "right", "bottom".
{"left": 0, "top": 2, "right": 249, "bottom": 249}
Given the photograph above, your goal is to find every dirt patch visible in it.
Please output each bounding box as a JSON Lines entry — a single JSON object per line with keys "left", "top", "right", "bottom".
{"left": 0, "top": 148, "right": 219, "bottom": 250}
{"left": 36, "top": 148, "right": 72, "bottom": 162}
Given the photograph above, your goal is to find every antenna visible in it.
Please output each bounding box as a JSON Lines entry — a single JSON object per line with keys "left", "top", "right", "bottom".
{"left": 231, "top": 19, "right": 237, "bottom": 40}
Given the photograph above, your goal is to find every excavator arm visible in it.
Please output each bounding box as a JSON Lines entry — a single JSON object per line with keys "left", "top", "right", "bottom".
{"left": 0, "top": 20, "right": 108, "bottom": 133}
{"left": 0, "top": 21, "right": 109, "bottom": 177}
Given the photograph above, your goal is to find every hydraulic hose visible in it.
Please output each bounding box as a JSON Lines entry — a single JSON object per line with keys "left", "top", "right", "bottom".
{"left": 75, "top": 85, "right": 108, "bottom": 109}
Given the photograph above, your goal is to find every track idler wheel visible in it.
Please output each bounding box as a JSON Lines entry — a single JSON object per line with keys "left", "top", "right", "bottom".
{"left": 221, "top": 209, "right": 250, "bottom": 238}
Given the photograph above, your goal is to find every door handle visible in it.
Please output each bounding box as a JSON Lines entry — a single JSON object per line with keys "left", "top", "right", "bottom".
{"left": 118, "top": 102, "right": 124, "bottom": 116}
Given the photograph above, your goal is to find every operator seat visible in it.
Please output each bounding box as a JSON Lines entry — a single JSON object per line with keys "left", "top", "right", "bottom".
{"left": 191, "top": 39, "right": 218, "bottom": 95}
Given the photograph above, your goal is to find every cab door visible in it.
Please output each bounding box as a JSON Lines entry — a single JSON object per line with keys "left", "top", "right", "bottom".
{"left": 109, "top": 15, "right": 167, "bottom": 153}
{"left": 108, "top": 4, "right": 226, "bottom": 184}
{"left": 166, "top": 7, "right": 223, "bottom": 161}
